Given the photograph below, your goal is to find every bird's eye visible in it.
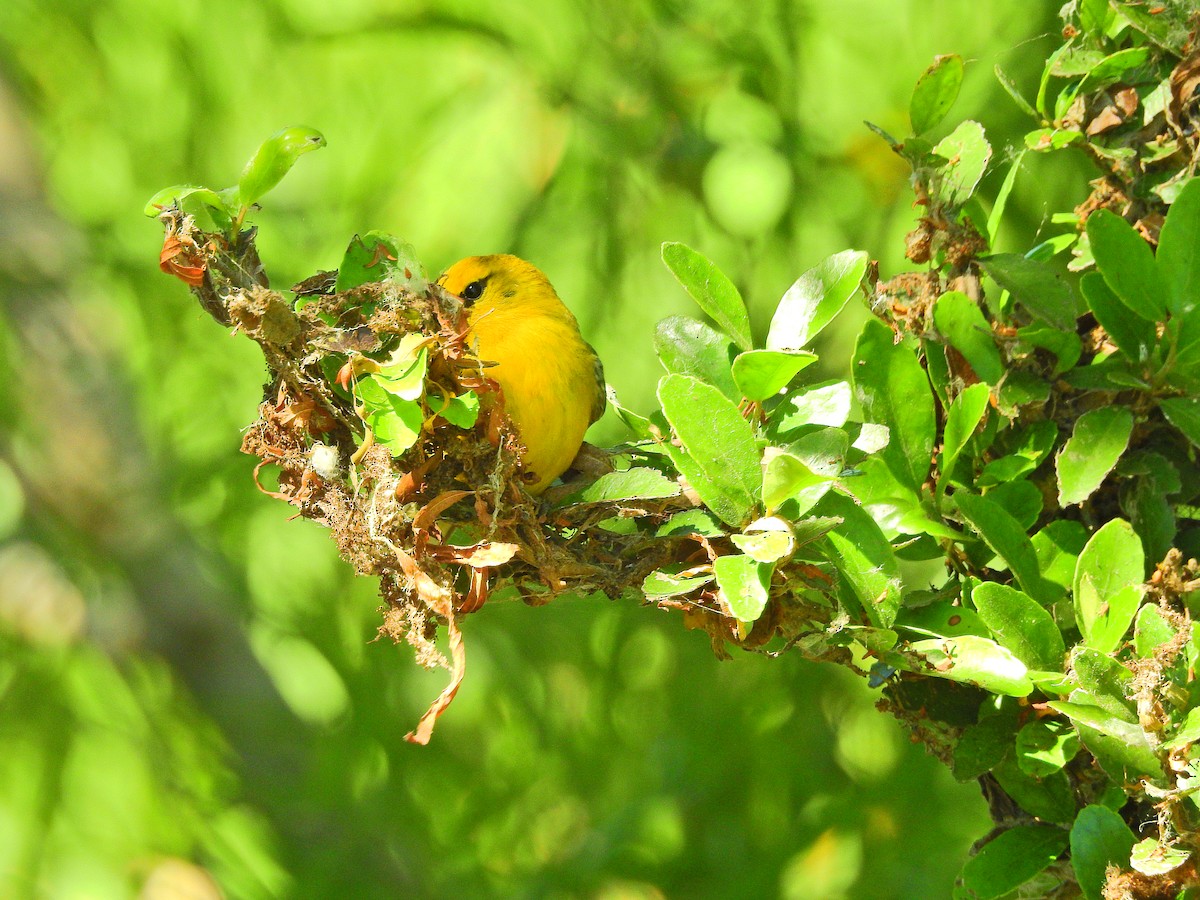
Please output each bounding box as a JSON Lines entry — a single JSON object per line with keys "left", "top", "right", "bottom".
{"left": 461, "top": 280, "right": 485, "bottom": 302}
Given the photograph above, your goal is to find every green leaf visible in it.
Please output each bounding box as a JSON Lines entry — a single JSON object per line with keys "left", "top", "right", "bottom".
{"left": 934, "top": 292, "right": 1004, "bottom": 383}
{"left": 1016, "top": 325, "right": 1081, "bottom": 376}
{"left": 955, "top": 492, "right": 1058, "bottom": 605}
{"left": 642, "top": 567, "right": 713, "bottom": 598}
{"left": 1032, "top": 520, "right": 1088, "bottom": 591}
{"left": 144, "top": 184, "right": 235, "bottom": 230}
{"left": 852, "top": 319, "right": 935, "bottom": 494}
{"left": 1074, "top": 520, "right": 1144, "bottom": 652}
{"left": 335, "top": 231, "right": 425, "bottom": 293}
{"left": 958, "top": 825, "right": 1068, "bottom": 900}
{"left": 985, "top": 480, "right": 1043, "bottom": 531}
{"left": 1165, "top": 707, "right": 1200, "bottom": 750}
{"left": 654, "top": 315, "right": 739, "bottom": 401}
{"left": 1071, "top": 720, "right": 1164, "bottom": 785}
{"left": 713, "top": 554, "right": 771, "bottom": 622}
{"left": 657, "top": 374, "right": 761, "bottom": 527}
{"left": 1080, "top": 272, "right": 1156, "bottom": 363}
{"left": 1160, "top": 396, "right": 1200, "bottom": 449}
{"left": 931, "top": 120, "right": 991, "bottom": 207}
{"left": 761, "top": 449, "right": 833, "bottom": 516}
{"left": 1024, "top": 127, "right": 1084, "bottom": 152}
{"left": 773, "top": 381, "right": 851, "bottom": 431}
{"left": 237, "top": 125, "right": 327, "bottom": 208}
{"left": 995, "top": 65, "right": 1038, "bottom": 118}
{"left": 655, "top": 509, "right": 725, "bottom": 538}
{"left": 910, "top": 635, "right": 1033, "bottom": 697}
{"left": 819, "top": 492, "right": 902, "bottom": 628}
{"left": 972, "top": 583, "right": 1065, "bottom": 671}
{"left": 372, "top": 340, "right": 429, "bottom": 401}
{"left": 357, "top": 377, "right": 424, "bottom": 457}
{"left": 992, "top": 757, "right": 1077, "bottom": 823}
{"left": 986, "top": 149, "right": 1027, "bottom": 246}
{"left": 1157, "top": 177, "right": 1200, "bottom": 314}
{"left": 731, "top": 350, "right": 817, "bottom": 402}
{"left": 661, "top": 243, "right": 752, "bottom": 351}
{"left": 767, "top": 251, "right": 868, "bottom": 352}
{"left": 731, "top": 527, "right": 794, "bottom": 563}
{"left": 979, "top": 254, "right": 1082, "bottom": 330}
{"left": 952, "top": 713, "right": 1018, "bottom": 781}
{"left": 429, "top": 391, "right": 479, "bottom": 429}
{"left": 1073, "top": 648, "right": 1137, "bottom": 721}
{"left": 1016, "top": 720, "right": 1079, "bottom": 777}
{"left": 939, "top": 383, "right": 990, "bottom": 495}
{"left": 1078, "top": 0, "right": 1115, "bottom": 35}
{"left": 1056, "top": 407, "right": 1133, "bottom": 506}
{"left": 1086, "top": 209, "right": 1167, "bottom": 321}
{"left": 1133, "top": 603, "right": 1176, "bottom": 658}
{"left": 1070, "top": 805, "right": 1136, "bottom": 900}
{"left": 1131, "top": 838, "right": 1191, "bottom": 876}
{"left": 577, "top": 469, "right": 681, "bottom": 503}
{"left": 910, "top": 54, "right": 964, "bottom": 135}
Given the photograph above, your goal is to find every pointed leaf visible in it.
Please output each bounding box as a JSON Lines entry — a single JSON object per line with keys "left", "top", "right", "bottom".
{"left": 237, "top": 125, "right": 327, "bottom": 207}
{"left": 1086, "top": 209, "right": 1167, "bottom": 321}
{"left": 661, "top": 243, "right": 752, "bottom": 350}
{"left": 819, "top": 492, "right": 902, "bottom": 628}
{"left": 657, "top": 374, "right": 761, "bottom": 526}
{"left": 1160, "top": 396, "right": 1200, "bottom": 449}
{"left": 955, "top": 492, "right": 1058, "bottom": 605}
{"left": 973, "top": 582, "right": 1065, "bottom": 671}
{"left": 1056, "top": 407, "right": 1133, "bottom": 506}
{"left": 767, "top": 251, "right": 868, "bottom": 351}
{"left": 910, "top": 54, "right": 965, "bottom": 135}
{"left": 1074, "top": 519, "right": 1144, "bottom": 649}
{"left": 1080, "top": 272, "right": 1156, "bottom": 363}
{"left": 1157, "top": 177, "right": 1200, "bottom": 314}
{"left": 852, "top": 319, "right": 935, "bottom": 494}
{"left": 731, "top": 350, "right": 817, "bottom": 401}
{"left": 939, "top": 382, "right": 990, "bottom": 495}
{"left": 979, "top": 254, "right": 1082, "bottom": 329}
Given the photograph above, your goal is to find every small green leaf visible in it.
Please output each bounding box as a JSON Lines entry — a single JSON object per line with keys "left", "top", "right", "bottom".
{"left": 819, "top": 492, "right": 902, "bottom": 628}
{"left": 1074, "top": 519, "right": 1144, "bottom": 651}
{"left": 373, "top": 341, "right": 429, "bottom": 402}
{"left": 1056, "top": 407, "right": 1133, "bottom": 506}
{"left": 1133, "top": 603, "right": 1175, "bottom": 658}
{"left": 1080, "top": 272, "right": 1156, "bottom": 363}
{"left": 934, "top": 292, "right": 1004, "bottom": 383}
{"left": 642, "top": 567, "right": 713, "bottom": 598}
{"left": 1070, "top": 805, "right": 1136, "bottom": 900}
{"left": 987, "top": 149, "right": 1026, "bottom": 246}
{"left": 1032, "top": 520, "right": 1088, "bottom": 591}
{"left": 654, "top": 315, "right": 739, "bottom": 400}
{"left": 655, "top": 509, "right": 725, "bottom": 538}
{"left": 852, "top": 319, "right": 936, "bottom": 494}
{"left": 1073, "top": 648, "right": 1137, "bottom": 721}
{"left": 910, "top": 54, "right": 965, "bottom": 135}
{"left": 910, "top": 635, "right": 1033, "bottom": 697}
{"left": 1016, "top": 720, "right": 1079, "bottom": 777}
{"left": 972, "top": 583, "right": 1065, "bottom": 671}
{"left": 357, "top": 381, "right": 424, "bottom": 457}
{"left": 1130, "top": 838, "right": 1190, "bottom": 876}
{"left": 237, "top": 125, "right": 327, "bottom": 208}
{"left": 1086, "top": 209, "right": 1167, "bottom": 322}
{"left": 731, "top": 528, "right": 794, "bottom": 563}
{"left": 1024, "top": 127, "right": 1084, "bottom": 152}
{"left": 931, "top": 120, "right": 991, "bottom": 207}
{"left": 1165, "top": 707, "right": 1200, "bottom": 750}
{"left": 955, "top": 492, "right": 1058, "bottom": 605}
{"left": 767, "top": 251, "right": 868, "bottom": 352}
{"left": 713, "top": 554, "right": 771, "bottom": 622}
{"left": 657, "top": 374, "right": 761, "bottom": 527}
{"left": 773, "top": 380, "right": 852, "bottom": 431}
{"left": 995, "top": 65, "right": 1038, "bottom": 118}
{"left": 952, "top": 713, "right": 1018, "bottom": 781}
{"left": 939, "top": 383, "right": 990, "bottom": 495}
{"left": 429, "top": 391, "right": 479, "bottom": 429}
{"left": 336, "top": 231, "right": 425, "bottom": 293}
{"left": 1160, "top": 397, "right": 1200, "bottom": 449}
{"left": 979, "top": 254, "right": 1082, "bottom": 330}
{"left": 1016, "top": 325, "right": 1081, "bottom": 376}
{"left": 1158, "top": 177, "right": 1200, "bottom": 314}
{"left": 731, "top": 350, "right": 817, "bottom": 401}
{"left": 958, "top": 825, "right": 1068, "bottom": 900}
{"left": 577, "top": 469, "right": 681, "bottom": 503}
{"left": 761, "top": 450, "right": 833, "bottom": 516}
{"left": 1071, "top": 720, "right": 1164, "bottom": 784}
{"left": 661, "top": 243, "right": 752, "bottom": 351}
{"left": 144, "top": 184, "right": 235, "bottom": 231}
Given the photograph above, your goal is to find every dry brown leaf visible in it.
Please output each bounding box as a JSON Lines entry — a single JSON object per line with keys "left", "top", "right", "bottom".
{"left": 404, "top": 606, "right": 465, "bottom": 745}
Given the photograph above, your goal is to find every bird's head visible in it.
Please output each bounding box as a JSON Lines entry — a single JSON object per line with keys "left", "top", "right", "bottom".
{"left": 437, "top": 254, "right": 563, "bottom": 319}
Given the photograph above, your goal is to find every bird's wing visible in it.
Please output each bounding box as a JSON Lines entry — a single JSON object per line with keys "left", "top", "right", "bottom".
{"left": 588, "top": 345, "right": 607, "bottom": 425}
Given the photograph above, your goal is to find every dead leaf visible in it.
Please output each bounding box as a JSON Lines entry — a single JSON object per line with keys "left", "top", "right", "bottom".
{"left": 412, "top": 490, "right": 472, "bottom": 552}
{"left": 428, "top": 541, "right": 520, "bottom": 568}
{"left": 459, "top": 567, "right": 488, "bottom": 614}
{"left": 159, "top": 233, "right": 206, "bottom": 287}
{"left": 404, "top": 605, "right": 465, "bottom": 744}
{"left": 1086, "top": 105, "right": 1126, "bottom": 136}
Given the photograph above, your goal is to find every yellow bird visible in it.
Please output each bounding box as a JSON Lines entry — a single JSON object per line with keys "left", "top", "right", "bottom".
{"left": 438, "top": 255, "right": 606, "bottom": 494}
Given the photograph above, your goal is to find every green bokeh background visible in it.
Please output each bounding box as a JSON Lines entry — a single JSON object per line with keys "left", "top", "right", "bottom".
{"left": 0, "top": 2, "right": 1086, "bottom": 897}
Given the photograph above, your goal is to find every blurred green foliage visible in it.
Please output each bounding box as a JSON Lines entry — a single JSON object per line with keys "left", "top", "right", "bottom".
{"left": 0, "top": 0, "right": 1078, "bottom": 896}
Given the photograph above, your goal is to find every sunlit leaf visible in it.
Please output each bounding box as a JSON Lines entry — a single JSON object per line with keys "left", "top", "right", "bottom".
{"left": 237, "top": 125, "right": 327, "bottom": 207}
{"left": 766, "top": 250, "right": 868, "bottom": 351}
{"left": 1056, "top": 407, "right": 1133, "bottom": 506}
{"left": 577, "top": 468, "right": 681, "bottom": 503}
{"left": 731, "top": 350, "right": 817, "bottom": 401}
{"left": 654, "top": 315, "right": 739, "bottom": 400}
{"left": 909, "top": 54, "right": 964, "bottom": 135}
{"left": 713, "top": 553, "right": 771, "bottom": 622}
{"left": 934, "top": 292, "right": 1003, "bottom": 383}
{"left": 661, "top": 243, "right": 752, "bottom": 351}
{"left": 972, "top": 582, "right": 1065, "bottom": 671}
